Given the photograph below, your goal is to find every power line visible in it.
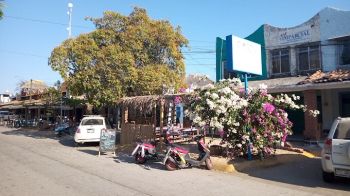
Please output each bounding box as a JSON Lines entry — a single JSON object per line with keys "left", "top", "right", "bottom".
{"left": 0, "top": 49, "right": 48, "bottom": 58}
{"left": 3, "top": 15, "right": 216, "bottom": 44}
{"left": 3, "top": 15, "right": 94, "bottom": 29}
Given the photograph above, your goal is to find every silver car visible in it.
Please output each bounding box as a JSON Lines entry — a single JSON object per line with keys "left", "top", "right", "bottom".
{"left": 321, "top": 117, "right": 350, "bottom": 182}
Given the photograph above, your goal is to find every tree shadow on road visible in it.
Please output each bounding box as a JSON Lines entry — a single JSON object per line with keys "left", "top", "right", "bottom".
{"left": 112, "top": 151, "right": 167, "bottom": 171}
{"left": 1, "top": 127, "right": 74, "bottom": 141}
{"left": 241, "top": 157, "right": 350, "bottom": 192}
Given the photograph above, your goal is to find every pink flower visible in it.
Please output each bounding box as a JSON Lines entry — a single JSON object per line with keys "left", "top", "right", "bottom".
{"left": 218, "top": 130, "right": 227, "bottom": 135}
{"left": 252, "top": 128, "right": 256, "bottom": 133}
{"left": 282, "top": 135, "right": 287, "bottom": 142}
{"left": 289, "top": 121, "right": 293, "bottom": 127}
{"left": 263, "top": 102, "right": 275, "bottom": 114}
{"left": 188, "top": 85, "right": 192, "bottom": 89}
{"left": 174, "top": 96, "right": 182, "bottom": 104}
{"left": 250, "top": 144, "right": 254, "bottom": 149}
{"left": 261, "top": 89, "right": 267, "bottom": 96}
{"left": 180, "top": 87, "right": 186, "bottom": 93}
{"left": 264, "top": 133, "right": 268, "bottom": 137}
{"left": 243, "top": 109, "right": 247, "bottom": 116}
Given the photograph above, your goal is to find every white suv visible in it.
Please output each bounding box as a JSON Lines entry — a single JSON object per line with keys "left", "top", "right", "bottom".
{"left": 74, "top": 116, "right": 112, "bottom": 147}
{"left": 321, "top": 117, "right": 350, "bottom": 182}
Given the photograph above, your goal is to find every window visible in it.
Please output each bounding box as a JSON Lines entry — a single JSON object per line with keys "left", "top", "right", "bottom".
{"left": 298, "top": 46, "right": 321, "bottom": 71}
{"left": 341, "top": 42, "right": 350, "bottom": 65}
{"left": 333, "top": 121, "right": 350, "bottom": 140}
{"left": 271, "top": 50, "right": 290, "bottom": 74}
{"left": 221, "top": 61, "right": 229, "bottom": 79}
{"left": 221, "top": 61, "right": 237, "bottom": 79}
{"left": 81, "top": 119, "right": 103, "bottom": 125}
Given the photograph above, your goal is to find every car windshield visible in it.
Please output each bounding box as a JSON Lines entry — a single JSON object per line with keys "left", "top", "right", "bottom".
{"left": 333, "top": 121, "right": 350, "bottom": 140}
{"left": 81, "top": 119, "right": 103, "bottom": 126}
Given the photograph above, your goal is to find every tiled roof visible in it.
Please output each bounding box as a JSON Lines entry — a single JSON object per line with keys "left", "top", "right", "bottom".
{"left": 297, "top": 69, "right": 350, "bottom": 85}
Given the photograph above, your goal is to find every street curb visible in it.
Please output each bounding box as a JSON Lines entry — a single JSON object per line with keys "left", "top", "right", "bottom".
{"left": 211, "top": 151, "right": 320, "bottom": 173}
{"left": 212, "top": 163, "right": 237, "bottom": 173}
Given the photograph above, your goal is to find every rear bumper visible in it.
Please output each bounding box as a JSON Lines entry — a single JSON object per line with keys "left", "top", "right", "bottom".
{"left": 322, "top": 152, "right": 350, "bottom": 173}
{"left": 74, "top": 134, "right": 100, "bottom": 143}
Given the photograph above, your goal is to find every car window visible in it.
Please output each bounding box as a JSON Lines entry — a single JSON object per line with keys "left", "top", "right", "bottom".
{"left": 333, "top": 121, "right": 350, "bottom": 140}
{"left": 9, "top": 112, "right": 13, "bottom": 115}
{"left": 81, "top": 119, "right": 103, "bottom": 125}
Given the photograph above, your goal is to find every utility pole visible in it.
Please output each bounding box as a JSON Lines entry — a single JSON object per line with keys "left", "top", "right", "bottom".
{"left": 29, "top": 79, "right": 32, "bottom": 103}
{"left": 67, "top": 3, "right": 73, "bottom": 38}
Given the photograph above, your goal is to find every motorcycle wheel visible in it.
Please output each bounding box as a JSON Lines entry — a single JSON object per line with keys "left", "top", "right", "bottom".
{"left": 205, "top": 157, "right": 213, "bottom": 170}
{"left": 135, "top": 152, "right": 147, "bottom": 164}
{"left": 165, "top": 159, "right": 177, "bottom": 171}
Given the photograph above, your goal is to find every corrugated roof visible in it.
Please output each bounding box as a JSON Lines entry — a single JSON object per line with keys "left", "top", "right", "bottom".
{"left": 298, "top": 69, "right": 350, "bottom": 85}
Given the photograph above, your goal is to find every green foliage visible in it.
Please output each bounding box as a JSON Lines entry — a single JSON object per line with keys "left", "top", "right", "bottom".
{"left": 49, "top": 6, "right": 189, "bottom": 109}
{"left": 0, "top": 1, "right": 6, "bottom": 19}
{"left": 43, "top": 87, "right": 61, "bottom": 106}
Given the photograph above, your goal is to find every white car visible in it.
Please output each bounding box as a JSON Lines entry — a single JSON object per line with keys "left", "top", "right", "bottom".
{"left": 0, "top": 111, "right": 14, "bottom": 121}
{"left": 74, "top": 116, "right": 112, "bottom": 147}
{"left": 321, "top": 117, "right": 350, "bottom": 182}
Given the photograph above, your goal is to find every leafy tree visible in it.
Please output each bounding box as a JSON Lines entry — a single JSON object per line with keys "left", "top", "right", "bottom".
{"left": 49, "top": 6, "right": 189, "bottom": 109}
{"left": 43, "top": 87, "right": 61, "bottom": 106}
{"left": 0, "top": 0, "right": 5, "bottom": 19}
{"left": 54, "top": 80, "right": 61, "bottom": 90}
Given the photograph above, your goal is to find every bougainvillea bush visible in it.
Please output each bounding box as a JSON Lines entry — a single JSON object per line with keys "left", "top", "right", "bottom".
{"left": 184, "top": 78, "right": 319, "bottom": 159}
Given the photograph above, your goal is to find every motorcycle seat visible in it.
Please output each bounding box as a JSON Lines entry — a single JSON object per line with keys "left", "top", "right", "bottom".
{"left": 138, "top": 139, "right": 157, "bottom": 146}
{"left": 167, "top": 143, "right": 190, "bottom": 151}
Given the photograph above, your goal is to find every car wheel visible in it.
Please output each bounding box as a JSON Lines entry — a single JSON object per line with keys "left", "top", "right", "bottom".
{"left": 135, "top": 152, "right": 147, "bottom": 164}
{"left": 74, "top": 142, "right": 79, "bottom": 147}
{"left": 322, "top": 170, "right": 335, "bottom": 182}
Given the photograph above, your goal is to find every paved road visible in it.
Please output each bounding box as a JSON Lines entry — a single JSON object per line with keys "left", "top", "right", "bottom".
{"left": 0, "top": 126, "right": 349, "bottom": 196}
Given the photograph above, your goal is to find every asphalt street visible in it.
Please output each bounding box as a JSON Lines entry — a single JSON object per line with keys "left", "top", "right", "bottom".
{"left": 0, "top": 126, "right": 349, "bottom": 196}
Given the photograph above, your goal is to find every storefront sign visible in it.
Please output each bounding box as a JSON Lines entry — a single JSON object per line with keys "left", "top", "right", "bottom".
{"left": 279, "top": 25, "right": 311, "bottom": 45}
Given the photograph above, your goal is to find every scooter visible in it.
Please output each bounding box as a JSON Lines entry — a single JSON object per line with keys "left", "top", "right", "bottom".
{"left": 162, "top": 135, "right": 212, "bottom": 171}
{"left": 54, "top": 120, "right": 70, "bottom": 137}
{"left": 131, "top": 139, "right": 159, "bottom": 164}
{"left": 131, "top": 131, "right": 173, "bottom": 164}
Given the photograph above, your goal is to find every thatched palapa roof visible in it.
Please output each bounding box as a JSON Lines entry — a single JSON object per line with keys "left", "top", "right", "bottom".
{"left": 117, "top": 93, "right": 187, "bottom": 114}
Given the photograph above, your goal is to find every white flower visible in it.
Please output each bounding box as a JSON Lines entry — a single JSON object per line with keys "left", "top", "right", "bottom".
{"left": 211, "top": 93, "right": 219, "bottom": 99}
{"left": 218, "top": 87, "right": 231, "bottom": 95}
{"left": 267, "top": 94, "right": 273, "bottom": 100}
{"left": 259, "top": 83, "right": 267, "bottom": 90}
{"left": 237, "top": 143, "right": 242, "bottom": 148}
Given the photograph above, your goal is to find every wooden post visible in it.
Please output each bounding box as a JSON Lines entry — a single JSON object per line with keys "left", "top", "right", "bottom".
{"left": 37, "top": 105, "right": 41, "bottom": 130}
{"left": 25, "top": 106, "right": 28, "bottom": 127}
{"left": 159, "top": 99, "right": 164, "bottom": 152}
{"left": 167, "top": 102, "right": 172, "bottom": 126}
{"left": 173, "top": 102, "right": 176, "bottom": 126}
{"left": 153, "top": 103, "right": 157, "bottom": 126}
{"left": 122, "top": 106, "right": 128, "bottom": 124}
{"left": 152, "top": 103, "right": 157, "bottom": 140}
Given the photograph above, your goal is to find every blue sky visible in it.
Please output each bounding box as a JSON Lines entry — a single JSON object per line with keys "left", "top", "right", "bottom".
{"left": 1, "top": 0, "right": 349, "bottom": 94}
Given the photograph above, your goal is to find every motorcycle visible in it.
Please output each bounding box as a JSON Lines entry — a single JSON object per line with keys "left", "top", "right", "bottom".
{"left": 54, "top": 119, "right": 70, "bottom": 137}
{"left": 162, "top": 135, "right": 212, "bottom": 171}
{"left": 131, "top": 132, "right": 172, "bottom": 164}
